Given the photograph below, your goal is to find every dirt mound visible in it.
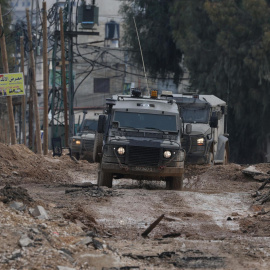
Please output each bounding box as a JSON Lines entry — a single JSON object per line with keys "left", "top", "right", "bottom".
{"left": 239, "top": 215, "right": 270, "bottom": 236}
{"left": 0, "top": 143, "right": 92, "bottom": 185}
{"left": 185, "top": 163, "right": 259, "bottom": 192}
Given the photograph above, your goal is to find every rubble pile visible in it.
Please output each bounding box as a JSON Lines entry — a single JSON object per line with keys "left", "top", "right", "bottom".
{"left": 0, "top": 184, "right": 34, "bottom": 204}
{"left": 0, "top": 143, "right": 94, "bottom": 185}
{"left": 0, "top": 142, "right": 270, "bottom": 269}
{"left": 65, "top": 184, "right": 121, "bottom": 198}
{"left": 0, "top": 198, "right": 127, "bottom": 270}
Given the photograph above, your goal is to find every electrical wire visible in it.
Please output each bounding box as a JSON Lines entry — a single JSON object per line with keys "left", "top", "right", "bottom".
{"left": 2, "top": 0, "right": 19, "bottom": 17}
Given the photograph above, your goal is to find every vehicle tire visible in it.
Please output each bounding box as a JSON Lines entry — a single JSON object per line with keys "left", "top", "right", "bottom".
{"left": 93, "top": 132, "right": 103, "bottom": 163}
{"left": 71, "top": 152, "right": 80, "bottom": 160}
{"left": 97, "top": 115, "right": 106, "bottom": 133}
{"left": 223, "top": 147, "right": 228, "bottom": 165}
{"left": 98, "top": 168, "right": 113, "bottom": 188}
{"left": 166, "top": 175, "right": 183, "bottom": 190}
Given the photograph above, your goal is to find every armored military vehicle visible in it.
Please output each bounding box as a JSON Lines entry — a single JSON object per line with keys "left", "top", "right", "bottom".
{"left": 173, "top": 93, "right": 229, "bottom": 165}
{"left": 93, "top": 89, "right": 185, "bottom": 190}
{"left": 70, "top": 117, "right": 98, "bottom": 161}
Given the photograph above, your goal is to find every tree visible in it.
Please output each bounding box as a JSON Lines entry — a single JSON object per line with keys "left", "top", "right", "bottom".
{"left": 170, "top": 0, "right": 270, "bottom": 163}
{"left": 119, "top": 0, "right": 183, "bottom": 84}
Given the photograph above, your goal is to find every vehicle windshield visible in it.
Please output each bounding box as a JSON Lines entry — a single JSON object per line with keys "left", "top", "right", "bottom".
{"left": 81, "top": 120, "right": 98, "bottom": 132}
{"left": 114, "top": 111, "right": 178, "bottom": 132}
{"left": 181, "top": 107, "right": 210, "bottom": 123}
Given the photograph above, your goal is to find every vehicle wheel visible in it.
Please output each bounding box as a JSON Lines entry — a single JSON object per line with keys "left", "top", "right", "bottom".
{"left": 71, "top": 152, "right": 80, "bottom": 160}
{"left": 223, "top": 147, "right": 228, "bottom": 165}
{"left": 98, "top": 168, "right": 113, "bottom": 188}
{"left": 93, "top": 132, "right": 103, "bottom": 163}
{"left": 166, "top": 175, "right": 183, "bottom": 190}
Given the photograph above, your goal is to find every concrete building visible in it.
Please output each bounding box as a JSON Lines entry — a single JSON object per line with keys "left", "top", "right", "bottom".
{"left": 10, "top": 0, "right": 184, "bottom": 148}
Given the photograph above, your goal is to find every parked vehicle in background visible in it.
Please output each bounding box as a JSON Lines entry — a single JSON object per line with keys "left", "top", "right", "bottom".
{"left": 93, "top": 89, "right": 185, "bottom": 190}
{"left": 70, "top": 117, "right": 98, "bottom": 162}
{"left": 173, "top": 93, "right": 229, "bottom": 165}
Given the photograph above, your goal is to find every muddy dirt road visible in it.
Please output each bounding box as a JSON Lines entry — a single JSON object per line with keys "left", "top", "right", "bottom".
{"left": 1, "top": 143, "right": 270, "bottom": 269}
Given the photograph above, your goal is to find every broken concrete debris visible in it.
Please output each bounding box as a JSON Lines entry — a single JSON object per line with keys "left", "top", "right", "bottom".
{"left": 76, "top": 236, "right": 93, "bottom": 246}
{"left": 242, "top": 165, "right": 264, "bottom": 176}
{"left": 19, "top": 234, "right": 34, "bottom": 247}
{"left": 9, "top": 201, "right": 26, "bottom": 211}
{"left": 57, "top": 266, "right": 76, "bottom": 270}
{"left": 29, "top": 205, "right": 49, "bottom": 220}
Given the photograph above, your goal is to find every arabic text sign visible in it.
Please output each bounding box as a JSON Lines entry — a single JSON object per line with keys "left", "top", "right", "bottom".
{"left": 0, "top": 73, "right": 25, "bottom": 97}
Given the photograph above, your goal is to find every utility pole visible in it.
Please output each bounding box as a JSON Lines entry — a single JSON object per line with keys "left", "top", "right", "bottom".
{"left": 50, "top": 0, "right": 99, "bottom": 144}
{"left": 0, "top": 5, "right": 17, "bottom": 145}
{"left": 43, "top": 2, "right": 49, "bottom": 155}
{"left": 20, "top": 36, "right": 26, "bottom": 145}
{"left": 68, "top": 0, "right": 75, "bottom": 140}
{"left": 26, "top": 8, "right": 42, "bottom": 154}
{"left": 60, "top": 8, "right": 69, "bottom": 147}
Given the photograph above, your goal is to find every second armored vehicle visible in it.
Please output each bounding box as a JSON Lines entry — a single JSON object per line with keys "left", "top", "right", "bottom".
{"left": 173, "top": 93, "right": 229, "bottom": 165}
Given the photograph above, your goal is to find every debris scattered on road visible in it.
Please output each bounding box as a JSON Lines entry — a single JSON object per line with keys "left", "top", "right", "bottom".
{"left": 65, "top": 185, "right": 121, "bottom": 198}
{"left": 30, "top": 205, "right": 49, "bottom": 220}
{"left": 141, "top": 214, "right": 165, "bottom": 237}
{"left": 0, "top": 184, "right": 33, "bottom": 204}
{"left": 162, "top": 232, "right": 181, "bottom": 238}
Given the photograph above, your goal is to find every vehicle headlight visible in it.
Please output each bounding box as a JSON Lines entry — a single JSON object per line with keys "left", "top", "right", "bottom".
{"left": 117, "top": 147, "right": 125, "bottom": 155}
{"left": 75, "top": 140, "right": 81, "bottom": 145}
{"left": 164, "top": 150, "right": 172, "bottom": 159}
{"left": 197, "top": 138, "right": 205, "bottom": 146}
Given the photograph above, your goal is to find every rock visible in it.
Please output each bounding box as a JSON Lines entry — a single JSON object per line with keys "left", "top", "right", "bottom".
{"left": 38, "top": 223, "right": 48, "bottom": 230}
{"left": 227, "top": 217, "right": 232, "bottom": 221}
{"left": 58, "top": 220, "right": 69, "bottom": 227}
{"left": 57, "top": 267, "right": 76, "bottom": 270}
{"left": 19, "top": 234, "right": 33, "bottom": 247}
{"left": 76, "top": 236, "right": 93, "bottom": 246}
{"left": 10, "top": 249, "right": 22, "bottom": 260}
{"left": 92, "top": 237, "right": 105, "bottom": 250}
{"left": 9, "top": 201, "right": 26, "bottom": 211}
{"left": 75, "top": 219, "right": 87, "bottom": 229}
{"left": 242, "top": 166, "right": 265, "bottom": 177}
{"left": 30, "top": 228, "right": 40, "bottom": 234}
{"left": 30, "top": 205, "right": 49, "bottom": 220}
{"left": 86, "top": 230, "right": 98, "bottom": 237}
{"left": 59, "top": 249, "right": 74, "bottom": 263}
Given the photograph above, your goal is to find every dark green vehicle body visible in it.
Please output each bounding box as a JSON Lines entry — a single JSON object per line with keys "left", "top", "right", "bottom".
{"left": 93, "top": 91, "right": 185, "bottom": 190}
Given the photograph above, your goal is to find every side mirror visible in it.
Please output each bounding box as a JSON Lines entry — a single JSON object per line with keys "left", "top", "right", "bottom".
{"left": 97, "top": 115, "right": 106, "bottom": 133}
{"left": 210, "top": 115, "right": 218, "bottom": 128}
{"left": 186, "top": 123, "right": 192, "bottom": 134}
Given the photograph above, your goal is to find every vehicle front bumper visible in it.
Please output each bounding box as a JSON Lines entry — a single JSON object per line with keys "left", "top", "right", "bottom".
{"left": 101, "top": 162, "right": 184, "bottom": 179}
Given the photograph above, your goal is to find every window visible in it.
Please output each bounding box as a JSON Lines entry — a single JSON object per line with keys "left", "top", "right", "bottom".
{"left": 114, "top": 111, "right": 178, "bottom": 132}
{"left": 94, "top": 78, "right": 110, "bottom": 93}
{"left": 181, "top": 107, "right": 210, "bottom": 123}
